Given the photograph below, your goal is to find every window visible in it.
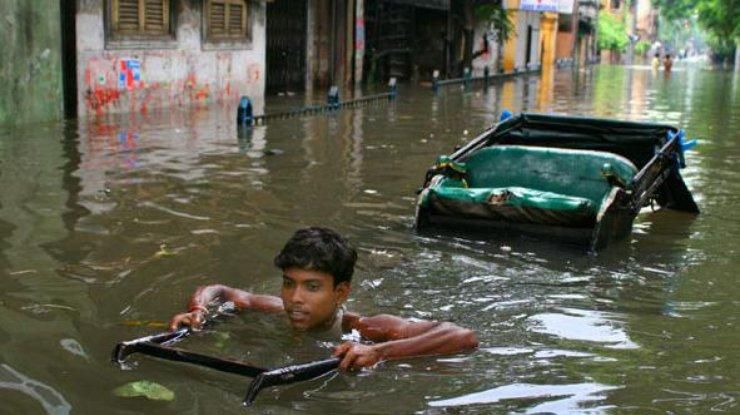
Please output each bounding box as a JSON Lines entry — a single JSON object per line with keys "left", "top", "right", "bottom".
{"left": 110, "top": 0, "right": 171, "bottom": 37}
{"left": 205, "top": 0, "right": 249, "bottom": 40}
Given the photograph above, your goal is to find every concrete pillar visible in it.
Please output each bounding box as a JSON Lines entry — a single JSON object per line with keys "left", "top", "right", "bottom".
{"left": 502, "top": 1, "right": 520, "bottom": 72}
{"left": 354, "top": 0, "right": 365, "bottom": 87}
{"left": 306, "top": 0, "right": 316, "bottom": 94}
{"left": 540, "top": 12, "right": 558, "bottom": 68}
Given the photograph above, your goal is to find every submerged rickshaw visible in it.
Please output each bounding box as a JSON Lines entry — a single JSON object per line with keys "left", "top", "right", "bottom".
{"left": 415, "top": 112, "right": 699, "bottom": 251}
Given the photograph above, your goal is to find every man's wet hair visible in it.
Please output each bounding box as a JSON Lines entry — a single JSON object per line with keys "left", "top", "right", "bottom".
{"left": 274, "top": 227, "right": 357, "bottom": 285}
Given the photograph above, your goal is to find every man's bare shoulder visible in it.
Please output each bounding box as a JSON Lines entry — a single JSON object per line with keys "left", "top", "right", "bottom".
{"left": 342, "top": 311, "right": 439, "bottom": 341}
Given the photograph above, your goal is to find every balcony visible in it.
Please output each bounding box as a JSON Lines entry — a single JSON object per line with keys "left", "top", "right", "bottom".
{"left": 578, "top": 0, "right": 599, "bottom": 23}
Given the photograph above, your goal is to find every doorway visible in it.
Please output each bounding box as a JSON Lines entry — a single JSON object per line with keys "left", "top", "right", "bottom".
{"left": 266, "top": 0, "right": 307, "bottom": 95}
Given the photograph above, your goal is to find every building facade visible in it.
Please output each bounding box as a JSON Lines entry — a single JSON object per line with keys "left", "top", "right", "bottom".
{"left": 1, "top": 0, "right": 589, "bottom": 126}
{"left": 0, "top": 1, "right": 65, "bottom": 126}
{"left": 75, "top": 0, "right": 267, "bottom": 117}
{"left": 502, "top": 0, "right": 559, "bottom": 72}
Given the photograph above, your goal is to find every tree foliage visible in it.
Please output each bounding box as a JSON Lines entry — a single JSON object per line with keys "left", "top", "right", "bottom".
{"left": 652, "top": 0, "right": 739, "bottom": 53}
{"left": 598, "top": 11, "right": 630, "bottom": 52}
{"left": 475, "top": 3, "right": 514, "bottom": 42}
{"left": 635, "top": 40, "right": 652, "bottom": 55}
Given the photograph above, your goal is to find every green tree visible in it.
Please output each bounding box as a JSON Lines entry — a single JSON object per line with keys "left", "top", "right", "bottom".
{"left": 598, "top": 11, "right": 630, "bottom": 52}
{"left": 473, "top": 2, "right": 514, "bottom": 74}
{"left": 475, "top": 2, "right": 514, "bottom": 43}
{"left": 652, "top": 0, "right": 739, "bottom": 61}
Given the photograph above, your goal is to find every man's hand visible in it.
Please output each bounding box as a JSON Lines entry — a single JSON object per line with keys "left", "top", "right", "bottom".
{"left": 168, "top": 310, "right": 205, "bottom": 331}
{"left": 332, "top": 342, "right": 382, "bottom": 371}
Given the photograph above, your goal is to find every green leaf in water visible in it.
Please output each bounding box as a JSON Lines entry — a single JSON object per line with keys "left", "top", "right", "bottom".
{"left": 113, "top": 380, "right": 175, "bottom": 401}
{"left": 214, "top": 331, "right": 231, "bottom": 349}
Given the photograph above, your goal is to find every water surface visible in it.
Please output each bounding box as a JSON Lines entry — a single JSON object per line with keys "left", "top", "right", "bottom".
{"left": 0, "top": 64, "right": 738, "bottom": 414}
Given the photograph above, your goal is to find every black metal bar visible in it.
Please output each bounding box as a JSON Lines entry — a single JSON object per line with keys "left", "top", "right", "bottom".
{"left": 243, "top": 357, "right": 341, "bottom": 406}
{"left": 251, "top": 92, "right": 394, "bottom": 125}
{"left": 631, "top": 136, "right": 677, "bottom": 185}
{"left": 112, "top": 327, "right": 190, "bottom": 362}
{"left": 630, "top": 136, "right": 679, "bottom": 211}
{"left": 120, "top": 341, "right": 267, "bottom": 378}
{"left": 113, "top": 322, "right": 343, "bottom": 407}
{"left": 433, "top": 69, "right": 540, "bottom": 89}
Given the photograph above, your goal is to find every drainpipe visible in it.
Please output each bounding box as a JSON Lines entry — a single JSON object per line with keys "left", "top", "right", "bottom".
{"left": 446, "top": 5, "right": 452, "bottom": 77}
{"left": 330, "top": 0, "right": 336, "bottom": 86}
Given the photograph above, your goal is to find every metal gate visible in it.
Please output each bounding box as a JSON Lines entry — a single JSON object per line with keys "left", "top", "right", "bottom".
{"left": 266, "top": 0, "right": 307, "bottom": 94}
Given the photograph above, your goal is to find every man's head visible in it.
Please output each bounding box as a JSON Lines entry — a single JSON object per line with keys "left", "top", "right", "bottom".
{"left": 274, "top": 227, "right": 357, "bottom": 331}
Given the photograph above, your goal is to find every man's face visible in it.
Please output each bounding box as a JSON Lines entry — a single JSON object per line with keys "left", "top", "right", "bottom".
{"left": 280, "top": 267, "right": 350, "bottom": 331}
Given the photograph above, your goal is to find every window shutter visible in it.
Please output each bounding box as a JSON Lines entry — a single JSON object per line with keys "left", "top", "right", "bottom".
{"left": 210, "top": 2, "right": 227, "bottom": 36}
{"left": 116, "top": 0, "right": 140, "bottom": 31}
{"left": 208, "top": 0, "right": 247, "bottom": 39}
{"left": 227, "top": 3, "right": 245, "bottom": 36}
{"left": 112, "top": 0, "right": 169, "bottom": 36}
{"left": 144, "top": 0, "right": 167, "bottom": 33}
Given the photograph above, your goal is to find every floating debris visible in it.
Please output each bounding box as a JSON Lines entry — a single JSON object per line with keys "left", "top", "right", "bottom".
{"left": 154, "top": 244, "right": 175, "bottom": 258}
{"left": 60, "top": 339, "right": 89, "bottom": 360}
{"left": 121, "top": 320, "right": 169, "bottom": 329}
{"left": 113, "top": 380, "right": 174, "bottom": 401}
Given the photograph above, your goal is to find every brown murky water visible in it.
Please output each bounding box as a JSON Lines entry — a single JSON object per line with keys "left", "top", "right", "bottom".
{"left": 1, "top": 63, "right": 738, "bottom": 414}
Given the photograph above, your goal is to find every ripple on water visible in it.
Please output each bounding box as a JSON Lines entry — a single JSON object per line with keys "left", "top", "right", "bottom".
{"left": 0, "top": 364, "right": 72, "bottom": 415}
{"left": 527, "top": 307, "right": 639, "bottom": 349}
{"left": 428, "top": 382, "right": 619, "bottom": 413}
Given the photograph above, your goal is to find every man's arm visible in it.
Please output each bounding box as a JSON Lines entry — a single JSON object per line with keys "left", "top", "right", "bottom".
{"left": 168, "top": 284, "right": 283, "bottom": 331}
{"left": 333, "top": 314, "right": 478, "bottom": 370}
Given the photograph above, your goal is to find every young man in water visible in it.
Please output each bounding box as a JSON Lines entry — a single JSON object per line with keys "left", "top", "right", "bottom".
{"left": 169, "top": 227, "right": 478, "bottom": 370}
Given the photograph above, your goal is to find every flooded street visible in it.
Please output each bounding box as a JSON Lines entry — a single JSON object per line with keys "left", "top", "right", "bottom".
{"left": 1, "top": 64, "right": 738, "bottom": 414}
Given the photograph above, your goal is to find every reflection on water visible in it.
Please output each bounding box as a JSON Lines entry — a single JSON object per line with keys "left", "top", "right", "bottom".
{"left": 0, "top": 364, "right": 71, "bottom": 415}
{"left": 0, "top": 64, "right": 738, "bottom": 413}
{"left": 527, "top": 308, "right": 638, "bottom": 349}
{"left": 429, "top": 382, "right": 619, "bottom": 413}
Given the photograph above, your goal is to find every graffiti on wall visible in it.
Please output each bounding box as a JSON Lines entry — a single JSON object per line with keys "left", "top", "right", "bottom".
{"left": 82, "top": 52, "right": 263, "bottom": 117}
{"left": 119, "top": 59, "right": 142, "bottom": 90}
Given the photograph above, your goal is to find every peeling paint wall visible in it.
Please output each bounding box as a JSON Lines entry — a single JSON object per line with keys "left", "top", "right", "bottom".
{"left": 472, "top": 22, "right": 500, "bottom": 76}
{"left": 76, "top": 0, "right": 266, "bottom": 118}
{"left": 502, "top": 1, "right": 543, "bottom": 72}
{"left": 0, "top": 1, "right": 64, "bottom": 127}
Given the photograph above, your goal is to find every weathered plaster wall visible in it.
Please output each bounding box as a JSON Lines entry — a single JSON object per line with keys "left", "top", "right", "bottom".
{"left": 555, "top": 31, "right": 575, "bottom": 60}
{"left": 635, "top": 0, "right": 657, "bottom": 40}
{"left": 472, "top": 21, "right": 499, "bottom": 76}
{"left": 76, "top": 0, "right": 266, "bottom": 117}
{"left": 515, "top": 11, "right": 541, "bottom": 70}
{"left": 540, "top": 13, "right": 558, "bottom": 67}
{"left": 502, "top": 1, "right": 543, "bottom": 71}
{"left": 0, "top": 1, "right": 64, "bottom": 126}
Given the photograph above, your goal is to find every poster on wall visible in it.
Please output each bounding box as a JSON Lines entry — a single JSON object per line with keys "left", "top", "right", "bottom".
{"left": 519, "top": 0, "right": 559, "bottom": 12}
{"left": 119, "top": 59, "right": 141, "bottom": 90}
{"left": 558, "top": 0, "right": 575, "bottom": 14}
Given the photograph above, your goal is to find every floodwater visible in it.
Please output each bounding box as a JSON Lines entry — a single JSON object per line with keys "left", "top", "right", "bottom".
{"left": 0, "top": 63, "right": 738, "bottom": 414}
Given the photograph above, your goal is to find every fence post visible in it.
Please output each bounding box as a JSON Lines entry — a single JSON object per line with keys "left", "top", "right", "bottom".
{"left": 388, "top": 77, "right": 397, "bottom": 99}
{"left": 327, "top": 86, "right": 340, "bottom": 110}
{"left": 236, "top": 96, "right": 253, "bottom": 126}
